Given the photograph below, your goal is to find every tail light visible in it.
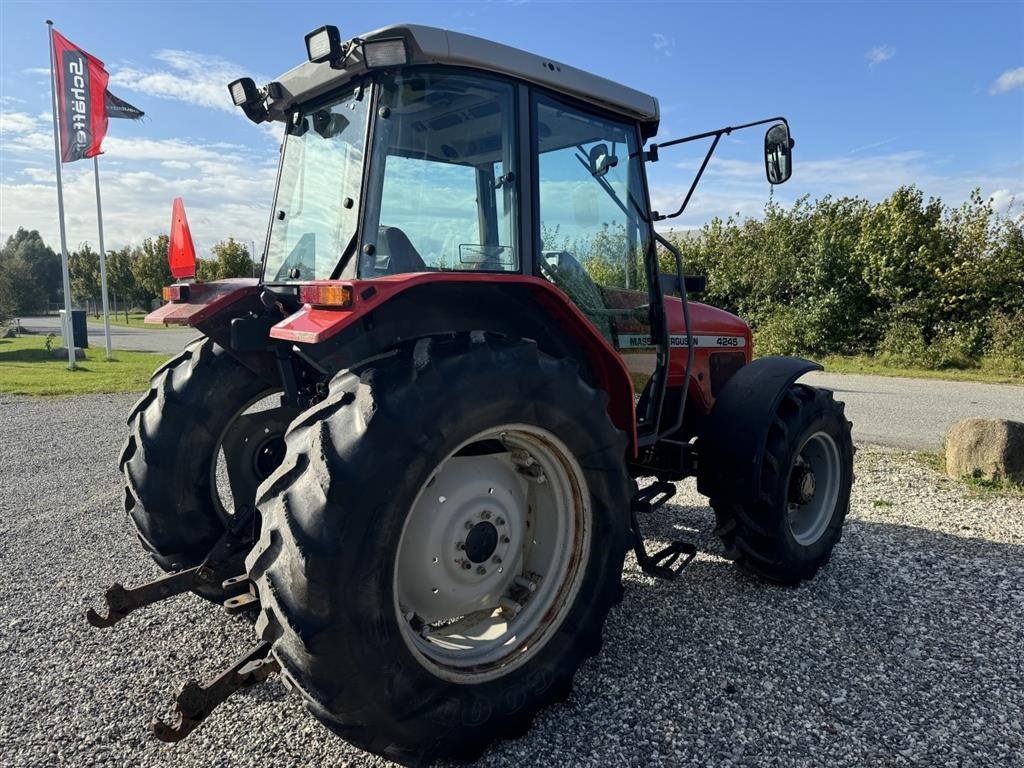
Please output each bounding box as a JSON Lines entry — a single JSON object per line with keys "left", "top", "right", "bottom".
{"left": 300, "top": 282, "right": 353, "bottom": 308}
{"left": 162, "top": 284, "right": 191, "bottom": 302}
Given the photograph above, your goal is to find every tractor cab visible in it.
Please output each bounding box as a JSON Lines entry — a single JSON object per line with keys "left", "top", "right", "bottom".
{"left": 248, "top": 25, "right": 662, "bottom": 287}
{"left": 224, "top": 23, "right": 794, "bottom": 442}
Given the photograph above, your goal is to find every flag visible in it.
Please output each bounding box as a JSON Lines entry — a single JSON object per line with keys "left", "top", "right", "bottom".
{"left": 51, "top": 29, "right": 109, "bottom": 163}
{"left": 105, "top": 90, "right": 145, "bottom": 121}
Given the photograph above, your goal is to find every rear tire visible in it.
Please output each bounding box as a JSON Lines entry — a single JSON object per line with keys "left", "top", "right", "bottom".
{"left": 120, "top": 337, "right": 287, "bottom": 600}
{"left": 247, "top": 334, "right": 630, "bottom": 764}
{"left": 711, "top": 384, "right": 853, "bottom": 584}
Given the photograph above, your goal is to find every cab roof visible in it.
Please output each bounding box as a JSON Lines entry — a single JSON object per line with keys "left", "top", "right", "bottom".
{"left": 266, "top": 23, "right": 661, "bottom": 137}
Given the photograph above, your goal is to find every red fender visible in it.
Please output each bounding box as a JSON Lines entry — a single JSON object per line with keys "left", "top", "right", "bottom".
{"left": 272, "top": 274, "right": 638, "bottom": 454}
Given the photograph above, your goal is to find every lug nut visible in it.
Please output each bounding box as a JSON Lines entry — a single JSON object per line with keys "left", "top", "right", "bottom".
{"left": 462, "top": 562, "right": 472, "bottom": 570}
{"left": 481, "top": 510, "right": 491, "bottom": 520}
{"left": 492, "top": 556, "right": 502, "bottom": 564}
{"left": 496, "top": 517, "right": 505, "bottom": 526}
{"left": 501, "top": 535, "right": 511, "bottom": 543}
{"left": 465, "top": 521, "right": 474, "bottom": 530}
{"left": 456, "top": 541, "right": 465, "bottom": 550}
{"left": 477, "top": 566, "right": 487, "bottom": 575}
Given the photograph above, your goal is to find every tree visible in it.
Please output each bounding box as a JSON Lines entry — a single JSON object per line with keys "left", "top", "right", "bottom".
{"left": 106, "top": 246, "right": 138, "bottom": 321}
{"left": 0, "top": 229, "right": 51, "bottom": 316}
{"left": 210, "top": 238, "right": 255, "bottom": 279}
{"left": 131, "top": 235, "right": 172, "bottom": 307}
{"left": 195, "top": 258, "right": 220, "bottom": 282}
{"left": 4, "top": 228, "right": 62, "bottom": 305}
{"left": 0, "top": 250, "right": 41, "bottom": 319}
{"left": 69, "top": 243, "right": 102, "bottom": 311}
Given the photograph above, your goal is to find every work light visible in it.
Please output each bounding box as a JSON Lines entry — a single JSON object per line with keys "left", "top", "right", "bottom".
{"left": 362, "top": 38, "right": 409, "bottom": 68}
{"left": 228, "top": 78, "right": 258, "bottom": 107}
{"left": 305, "top": 25, "right": 343, "bottom": 64}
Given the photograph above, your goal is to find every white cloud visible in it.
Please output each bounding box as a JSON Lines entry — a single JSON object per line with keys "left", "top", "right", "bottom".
{"left": 0, "top": 133, "right": 277, "bottom": 255}
{"left": 652, "top": 34, "right": 675, "bottom": 57}
{"left": 110, "top": 49, "right": 268, "bottom": 115}
{"left": 988, "top": 189, "right": 1018, "bottom": 214}
{"left": 865, "top": 45, "right": 895, "bottom": 68}
{"left": 991, "top": 66, "right": 1024, "bottom": 94}
{"left": 0, "top": 111, "right": 41, "bottom": 135}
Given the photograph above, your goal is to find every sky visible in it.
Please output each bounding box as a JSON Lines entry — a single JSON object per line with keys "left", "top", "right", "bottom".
{"left": 1, "top": 0, "right": 1022, "bottom": 256}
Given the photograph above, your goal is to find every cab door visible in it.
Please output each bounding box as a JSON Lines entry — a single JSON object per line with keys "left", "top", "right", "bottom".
{"left": 531, "top": 92, "right": 661, "bottom": 430}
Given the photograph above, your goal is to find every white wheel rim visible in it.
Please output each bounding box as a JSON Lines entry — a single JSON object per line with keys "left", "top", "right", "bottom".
{"left": 786, "top": 430, "right": 842, "bottom": 546}
{"left": 393, "top": 424, "right": 591, "bottom": 683}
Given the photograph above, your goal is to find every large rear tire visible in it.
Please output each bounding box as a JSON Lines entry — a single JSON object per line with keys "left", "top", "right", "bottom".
{"left": 247, "top": 334, "right": 630, "bottom": 764}
{"left": 711, "top": 384, "right": 853, "bottom": 584}
{"left": 120, "top": 337, "right": 292, "bottom": 600}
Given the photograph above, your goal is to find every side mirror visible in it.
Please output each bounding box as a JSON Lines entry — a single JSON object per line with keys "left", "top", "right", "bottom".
{"left": 588, "top": 143, "right": 618, "bottom": 178}
{"left": 764, "top": 123, "right": 794, "bottom": 184}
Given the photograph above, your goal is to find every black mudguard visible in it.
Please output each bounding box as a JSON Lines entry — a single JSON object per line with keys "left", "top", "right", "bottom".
{"left": 696, "top": 355, "right": 822, "bottom": 501}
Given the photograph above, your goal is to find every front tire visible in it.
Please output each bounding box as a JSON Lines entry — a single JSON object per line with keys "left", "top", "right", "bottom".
{"left": 247, "top": 334, "right": 630, "bottom": 764}
{"left": 711, "top": 384, "right": 854, "bottom": 584}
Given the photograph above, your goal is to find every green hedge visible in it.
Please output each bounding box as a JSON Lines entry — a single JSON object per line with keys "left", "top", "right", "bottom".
{"left": 665, "top": 186, "right": 1024, "bottom": 369}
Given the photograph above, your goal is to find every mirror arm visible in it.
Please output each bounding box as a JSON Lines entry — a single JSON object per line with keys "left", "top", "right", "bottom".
{"left": 645, "top": 116, "right": 790, "bottom": 222}
{"left": 652, "top": 115, "right": 790, "bottom": 152}
{"left": 653, "top": 132, "right": 722, "bottom": 222}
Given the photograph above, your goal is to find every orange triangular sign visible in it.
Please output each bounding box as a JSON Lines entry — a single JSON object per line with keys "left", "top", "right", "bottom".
{"left": 168, "top": 197, "right": 197, "bottom": 279}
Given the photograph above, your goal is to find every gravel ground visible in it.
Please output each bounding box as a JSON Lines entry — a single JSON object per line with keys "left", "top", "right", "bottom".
{"left": 1, "top": 392, "right": 1022, "bottom": 767}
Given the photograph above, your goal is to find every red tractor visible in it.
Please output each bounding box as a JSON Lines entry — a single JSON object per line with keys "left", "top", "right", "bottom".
{"left": 90, "top": 23, "right": 854, "bottom": 765}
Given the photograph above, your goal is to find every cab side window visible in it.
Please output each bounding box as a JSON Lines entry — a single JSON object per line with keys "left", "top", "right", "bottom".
{"left": 534, "top": 94, "right": 651, "bottom": 346}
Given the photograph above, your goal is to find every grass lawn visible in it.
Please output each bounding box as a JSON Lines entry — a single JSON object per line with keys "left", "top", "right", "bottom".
{"left": 85, "top": 312, "right": 161, "bottom": 329}
{"left": 820, "top": 355, "right": 1024, "bottom": 386}
{"left": 0, "top": 335, "right": 167, "bottom": 396}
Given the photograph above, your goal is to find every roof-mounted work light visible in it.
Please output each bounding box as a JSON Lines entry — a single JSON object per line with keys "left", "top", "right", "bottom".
{"left": 227, "top": 77, "right": 268, "bottom": 124}
{"left": 362, "top": 38, "right": 409, "bottom": 68}
{"left": 229, "top": 77, "right": 258, "bottom": 106}
{"left": 305, "top": 25, "right": 344, "bottom": 65}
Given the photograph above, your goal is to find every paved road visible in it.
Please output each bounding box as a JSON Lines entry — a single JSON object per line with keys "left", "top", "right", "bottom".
{"left": 16, "top": 315, "right": 194, "bottom": 355}
{"left": 806, "top": 371, "right": 1022, "bottom": 451}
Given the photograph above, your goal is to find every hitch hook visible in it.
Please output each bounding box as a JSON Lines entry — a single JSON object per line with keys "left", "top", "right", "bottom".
{"left": 86, "top": 566, "right": 215, "bottom": 628}
{"left": 150, "top": 641, "right": 279, "bottom": 742}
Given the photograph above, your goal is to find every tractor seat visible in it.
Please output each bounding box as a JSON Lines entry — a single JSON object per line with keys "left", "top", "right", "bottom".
{"left": 372, "top": 226, "right": 428, "bottom": 275}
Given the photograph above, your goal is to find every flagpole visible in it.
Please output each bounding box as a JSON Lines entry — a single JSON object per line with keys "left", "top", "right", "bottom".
{"left": 93, "top": 156, "right": 113, "bottom": 360}
{"left": 46, "top": 19, "right": 76, "bottom": 371}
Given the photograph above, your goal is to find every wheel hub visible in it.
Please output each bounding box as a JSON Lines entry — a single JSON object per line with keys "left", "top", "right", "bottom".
{"left": 398, "top": 455, "right": 525, "bottom": 623}
{"left": 254, "top": 435, "right": 287, "bottom": 480}
{"left": 464, "top": 520, "right": 499, "bottom": 563}
{"left": 789, "top": 465, "right": 817, "bottom": 504}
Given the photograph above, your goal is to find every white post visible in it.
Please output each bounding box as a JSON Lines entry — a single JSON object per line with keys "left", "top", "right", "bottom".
{"left": 46, "top": 20, "right": 76, "bottom": 370}
{"left": 93, "top": 156, "right": 113, "bottom": 359}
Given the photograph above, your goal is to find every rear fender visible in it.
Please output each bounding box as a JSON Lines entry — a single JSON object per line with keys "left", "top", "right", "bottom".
{"left": 271, "top": 274, "right": 639, "bottom": 454}
{"left": 145, "top": 278, "right": 260, "bottom": 327}
{"left": 145, "top": 278, "right": 277, "bottom": 384}
{"left": 695, "top": 355, "right": 822, "bottom": 500}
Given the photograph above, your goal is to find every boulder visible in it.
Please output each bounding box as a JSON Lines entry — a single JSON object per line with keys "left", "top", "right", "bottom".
{"left": 945, "top": 418, "right": 1024, "bottom": 484}
{"left": 52, "top": 346, "right": 86, "bottom": 361}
